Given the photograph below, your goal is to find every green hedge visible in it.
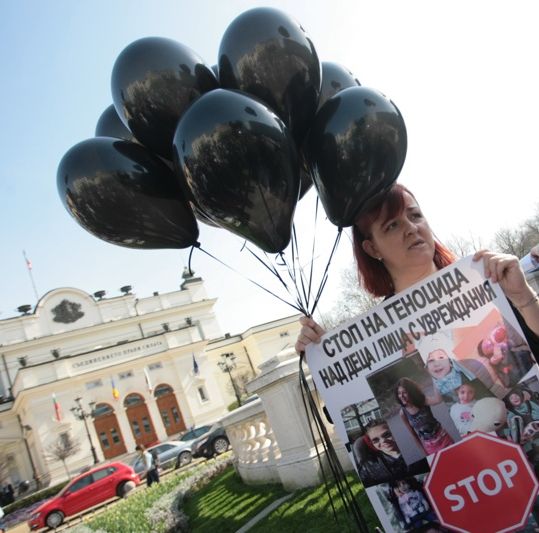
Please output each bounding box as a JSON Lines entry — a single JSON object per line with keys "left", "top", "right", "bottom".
{"left": 4, "top": 481, "right": 69, "bottom": 514}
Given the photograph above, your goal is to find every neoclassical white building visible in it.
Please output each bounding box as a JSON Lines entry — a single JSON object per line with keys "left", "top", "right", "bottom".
{"left": 0, "top": 273, "right": 300, "bottom": 488}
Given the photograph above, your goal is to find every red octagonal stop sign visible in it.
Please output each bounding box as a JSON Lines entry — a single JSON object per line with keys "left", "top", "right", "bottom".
{"left": 425, "top": 432, "right": 538, "bottom": 533}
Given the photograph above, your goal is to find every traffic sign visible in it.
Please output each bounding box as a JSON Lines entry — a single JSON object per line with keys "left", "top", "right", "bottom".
{"left": 424, "top": 432, "right": 539, "bottom": 533}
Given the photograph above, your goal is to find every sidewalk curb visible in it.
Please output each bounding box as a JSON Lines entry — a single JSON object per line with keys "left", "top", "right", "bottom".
{"left": 236, "top": 492, "right": 296, "bottom": 533}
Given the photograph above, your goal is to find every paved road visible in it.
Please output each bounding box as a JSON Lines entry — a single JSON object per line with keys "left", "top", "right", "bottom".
{"left": 8, "top": 522, "right": 30, "bottom": 533}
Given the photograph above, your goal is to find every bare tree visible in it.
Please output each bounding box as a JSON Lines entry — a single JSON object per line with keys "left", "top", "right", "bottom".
{"left": 45, "top": 433, "right": 80, "bottom": 479}
{"left": 445, "top": 234, "right": 485, "bottom": 257}
{"left": 227, "top": 369, "right": 255, "bottom": 399}
{"left": 493, "top": 205, "right": 539, "bottom": 257}
{"left": 320, "top": 266, "right": 380, "bottom": 329}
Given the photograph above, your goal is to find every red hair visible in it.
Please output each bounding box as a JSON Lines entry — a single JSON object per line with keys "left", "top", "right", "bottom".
{"left": 352, "top": 183, "right": 456, "bottom": 297}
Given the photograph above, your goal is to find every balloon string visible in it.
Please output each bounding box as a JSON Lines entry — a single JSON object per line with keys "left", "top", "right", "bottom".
{"left": 306, "top": 196, "right": 320, "bottom": 311}
{"left": 299, "top": 352, "right": 370, "bottom": 532}
{"left": 290, "top": 227, "right": 310, "bottom": 311}
{"left": 187, "top": 243, "right": 199, "bottom": 275}
{"left": 310, "top": 228, "right": 342, "bottom": 316}
{"left": 298, "top": 356, "right": 339, "bottom": 524}
{"left": 245, "top": 246, "right": 291, "bottom": 292}
{"left": 244, "top": 247, "right": 306, "bottom": 313}
{"left": 193, "top": 245, "right": 306, "bottom": 314}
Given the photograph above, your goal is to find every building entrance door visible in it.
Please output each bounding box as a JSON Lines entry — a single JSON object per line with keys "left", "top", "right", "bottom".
{"left": 93, "top": 403, "right": 127, "bottom": 459}
{"left": 124, "top": 393, "right": 158, "bottom": 447}
{"left": 154, "top": 384, "right": 186, "bottom": 436}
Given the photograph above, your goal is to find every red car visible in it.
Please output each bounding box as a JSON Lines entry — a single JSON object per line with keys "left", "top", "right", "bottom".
{"left": 28, "top": 462, "right": 140, "bottom": 530}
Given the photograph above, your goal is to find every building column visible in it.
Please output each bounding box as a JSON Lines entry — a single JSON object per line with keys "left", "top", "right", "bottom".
{"left": 146, "top": 397, "right": 168, "bottom": 443}
{"left": 116, "top": 406, "right": 136, "bottom": 454}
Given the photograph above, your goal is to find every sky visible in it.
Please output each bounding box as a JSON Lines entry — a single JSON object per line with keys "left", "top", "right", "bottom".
{"left": 1, "top": 0, "right": 538, "bottom": 335}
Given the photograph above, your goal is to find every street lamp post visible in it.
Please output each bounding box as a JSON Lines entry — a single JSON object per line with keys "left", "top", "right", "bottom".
{"left": 16, "top": 415, "right": 40, "bottom": 489}
{"left": 70, "top": 397, "right": 99, "bottom": 464}
{"left": 218, "top": 353, "right": 242, "bottom": 407}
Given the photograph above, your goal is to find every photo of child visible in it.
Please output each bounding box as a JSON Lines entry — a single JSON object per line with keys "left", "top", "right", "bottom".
{"left": 477, "top": 322, "right": 535, "bottom": 388}
{"left": 374, "top": 474, "right": 448, "bottom": 532}
{"left": 449, "top": 382, "right": 476, "bottom": 436}
{"left": 396, "top": 377, "right": 454, "bottom": 455}
{"left": 449, "top": 380, "right": 495, "bottom": 436}
{"left": 451, "top": 309, "right": 535, "bottom": 394}
{"left": 366, "top": 354, "right": 460, "bottom": 463}
{"left": 504, "top": 383, "right": 539, "bottom": 473}
{"left": 416, "top": 331, "right": 503, "bottom": 402}
{"left": 389, "top": 477, "right": 438, "bottom": 531}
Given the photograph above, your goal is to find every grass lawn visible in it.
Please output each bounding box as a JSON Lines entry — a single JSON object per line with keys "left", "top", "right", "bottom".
{"left": 182, "top": 467, "right": 288, "bottom": 532}
{"left": 250, "top": 475, "right": 380, "bottom": 533}
{"left": 184, "top": 468, "right": 380, "bottom": 533}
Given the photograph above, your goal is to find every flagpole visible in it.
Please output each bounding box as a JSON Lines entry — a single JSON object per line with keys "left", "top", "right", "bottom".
{"left": 22, "top": 250, "right": 39, "bottom": 302}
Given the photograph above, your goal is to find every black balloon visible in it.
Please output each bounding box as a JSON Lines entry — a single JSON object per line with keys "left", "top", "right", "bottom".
{"left": 95, "top": 104, "right": 135, "bottom": 141}
{"left": 111, "top": 37, "right": 218, "bottom": 159}
{"left": 307, "top": 86, "right": 407, "bottom": 227}
{"left": 318, "top": 62, "right": 360, "bottom": 111}
{"left": 57, "top": 137, "right": 199, "bottom": 249}
{"left": 298, "top": 150, "right": 313, "bottom": 199}
{"left": 173, "top": 89, "right": 300, "bottom": 253}
{"left": 219, "top": 7, "right": 321, "bottom": 146}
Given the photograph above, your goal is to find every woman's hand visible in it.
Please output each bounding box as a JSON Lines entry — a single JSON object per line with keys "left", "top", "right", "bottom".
{"left": 295, "top": 316, "right": 326, "bottom": 354}
{"left": 473, "top": 250, "right": 535, "bottom": 306}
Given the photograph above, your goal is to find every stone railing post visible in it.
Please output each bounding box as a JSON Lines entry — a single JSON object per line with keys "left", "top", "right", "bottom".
{"left": 246, "top": 347, "right": 352, "bottom": 491}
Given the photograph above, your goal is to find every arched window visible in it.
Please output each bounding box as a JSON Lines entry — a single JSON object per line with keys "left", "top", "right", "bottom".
{"left": 124, "top": 393, "right": 144, "bottom": 407}
{"left": 93, "top": 403, "right": 114, "bottom": 417}
{"left": 154, "top": 384, "right": 173, "bottom": 398}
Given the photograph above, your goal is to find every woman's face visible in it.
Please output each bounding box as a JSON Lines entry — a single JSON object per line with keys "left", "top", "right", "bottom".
{"left": 362, "top": 192, "right": 436, "bottom": 276}
{"left": 397, "top": 385, "right": 409, "bottom": 405}
{"left": 509, "top": 393, "right": 522, "bottom": 407}
{"left": 367, "top": 424, "right": 398, "bottom": 454}
{"left": 426, "top": 349, "right": 452, "bottom": 379}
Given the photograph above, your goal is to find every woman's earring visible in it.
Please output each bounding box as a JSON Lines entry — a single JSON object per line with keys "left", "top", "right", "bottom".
{"left": 378, "top": 257, "right": 384, "bottom": 262}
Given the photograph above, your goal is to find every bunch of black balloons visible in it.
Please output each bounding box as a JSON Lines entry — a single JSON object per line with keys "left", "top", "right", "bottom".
{"left": 57, "top": 7, "right": 407, "bottom": 255}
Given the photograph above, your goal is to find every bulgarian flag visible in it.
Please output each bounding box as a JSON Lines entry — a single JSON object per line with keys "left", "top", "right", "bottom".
{"left": 111, "top": 377, "right": 120, "bottom": 400}
{"left": 52, "top": 393, "right": 62, "bottom": 422}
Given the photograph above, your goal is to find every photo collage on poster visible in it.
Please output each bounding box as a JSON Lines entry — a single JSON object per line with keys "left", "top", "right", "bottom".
{"left": 339, "top": 308, "right": 539, "bottom": 532}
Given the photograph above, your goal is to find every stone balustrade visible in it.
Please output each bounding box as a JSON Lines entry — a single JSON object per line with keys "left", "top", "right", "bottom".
{"left": 221, "top": 347, "right": 353, "bottom": 491}
{"left": 221, "top": 398, "right": 281, "bottom": 485}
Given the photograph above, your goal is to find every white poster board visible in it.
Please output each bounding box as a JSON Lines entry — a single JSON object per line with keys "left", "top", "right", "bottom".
{"left": 306, "top": 256, "right": 539, "bottom": 532}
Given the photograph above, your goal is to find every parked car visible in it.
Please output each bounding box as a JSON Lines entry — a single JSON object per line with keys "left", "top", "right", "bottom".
{"left": 131, "top": 440, "right": 192, "bottom": 478}
{"left": 177, "top": 425, "right": 212, "bottom": 448}
{"left": 28, "top": 462, "right": 140, "bottom": 530}
{"left": 192, "top": 423, "right": 230, "bottom": 458}
{"left": 174, "top": 425, "right": 213, "bottom": 468}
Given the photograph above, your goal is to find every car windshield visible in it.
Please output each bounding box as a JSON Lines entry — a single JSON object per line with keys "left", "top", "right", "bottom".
{"left": 180, "top": 426, "right": 209, "bottom": 441}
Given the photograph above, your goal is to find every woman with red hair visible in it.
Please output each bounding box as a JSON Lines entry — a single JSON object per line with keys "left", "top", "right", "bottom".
{"left": 295, "top": 183, "right": 539, "bottom": 359}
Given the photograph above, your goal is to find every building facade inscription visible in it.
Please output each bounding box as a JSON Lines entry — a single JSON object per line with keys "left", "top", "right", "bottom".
{"left": 71, "top": 340, "right": 164, "bottom": 371}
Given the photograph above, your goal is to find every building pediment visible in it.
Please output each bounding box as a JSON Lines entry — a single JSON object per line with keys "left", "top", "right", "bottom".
{"left": 36, "top": 288, "right": 100, "bottom": 333}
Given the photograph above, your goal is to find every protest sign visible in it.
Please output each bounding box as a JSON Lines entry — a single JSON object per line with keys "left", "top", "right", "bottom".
{"left": 306, "top": 255, "right": 539, "bottom": 532}
{"left": 520, "top": 244, "right": 539, "bottom": 275}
